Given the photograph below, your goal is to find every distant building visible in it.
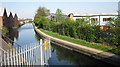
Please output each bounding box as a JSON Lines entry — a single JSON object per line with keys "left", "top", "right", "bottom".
{"left": 0, "top": 7, "right": 4, "bottom": 29}
{"left": 68, "top": 13, "right": 74, "bottom": 20}
{"left": 0, "top": 7, "right": 19, "bottom": 29}
{"left": 46, "top": 13, "right": 56, "bottom": 21}
{"left": 13, "top": 14, "right": 19, "bottom": 27}
{"left": 67, "top": 13, "right": 117, "bottom": 31}
{"left": 19, "top": 18, "right": 33, "bottom": 25}
{"left": 0, "top": 7, "right": 20, "bottom": 47}
{"left": 25, "top": 18, "right": 33, "bottom": 23}
{"left": 72, "top": 13, "right": 117, "bottom": 26}
{"left": 0, "top": 16, "right": 3, "bottom": 29}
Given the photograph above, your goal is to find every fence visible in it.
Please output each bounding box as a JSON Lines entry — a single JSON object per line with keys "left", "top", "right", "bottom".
{"left": 0, "top": 39, "right": 51, "bottom": 66}
{"left": 1, "top": 34, "right": 21, "bottom": 48}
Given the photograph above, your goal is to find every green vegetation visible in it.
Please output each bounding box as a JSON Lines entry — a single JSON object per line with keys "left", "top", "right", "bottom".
{"left": 39, "top": 28, "right": 120, "bottom": 54}
{"left": 37, "top": 16, "right": 120, "bottom": 47}
{"left": 34, "top": 7, "right": 120, "bottom": 54}
{"left": 34, "top": 6, "right": 50, "bottom": 26}
{"left": 55, "top": 9, "right": 65, "bottom": 23}
{"left": 2, "top": 26, "right": 9, "bottom": 36}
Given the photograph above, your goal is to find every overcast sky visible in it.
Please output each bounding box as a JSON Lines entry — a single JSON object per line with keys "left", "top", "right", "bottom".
{"left": 0, "top": 0, "right": 119, "bottom": 19}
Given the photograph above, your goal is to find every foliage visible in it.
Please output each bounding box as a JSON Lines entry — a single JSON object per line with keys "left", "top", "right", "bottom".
{"left": 37, "top": 16, "right": 50, "bottom": 30}
{"left": 34, "top": 6, "right": 50, "bottom": 18}
{"left": 34, "top": 6, "right": 50, "bottom": 26}
{"left": 55, "top": 9, "right": 65, "bottom": 23}
{"left": 2, "top": 26, "right": 9, "bottom": 36}
{"left": 39, "top": 28, "right": 120, "bottom": 54}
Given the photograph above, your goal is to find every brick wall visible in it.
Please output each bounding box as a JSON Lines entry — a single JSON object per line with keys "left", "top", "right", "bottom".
{"left": 0, "top": 16, "right": 3, "bottom": 29}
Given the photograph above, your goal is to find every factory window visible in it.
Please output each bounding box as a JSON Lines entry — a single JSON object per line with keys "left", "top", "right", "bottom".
{"left": 91, "top": 18, "right": 98, "bottom": 24}
{"left": 103, "top": 18, "right": 111, "bottom": 22}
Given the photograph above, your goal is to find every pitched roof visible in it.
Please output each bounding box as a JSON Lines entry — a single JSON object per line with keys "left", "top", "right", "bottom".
{"left": 0, "top": 6, "right": 15, "bottom": 17}
{"left": 0, "top": 6, "right": 4, "bottom": 16}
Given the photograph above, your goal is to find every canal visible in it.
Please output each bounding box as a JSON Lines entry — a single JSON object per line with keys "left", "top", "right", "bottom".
{"left": 11, "top": 23, "right": 113, "bottom": 66}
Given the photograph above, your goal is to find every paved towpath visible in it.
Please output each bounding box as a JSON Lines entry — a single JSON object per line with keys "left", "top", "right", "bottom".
{"left": 0, "top": 37, "right": 12, "bottom": 51}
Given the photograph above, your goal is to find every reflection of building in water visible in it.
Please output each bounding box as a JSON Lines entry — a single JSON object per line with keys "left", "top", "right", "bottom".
{"left": 9, "top": 28, "right": 19, "bottom": 45}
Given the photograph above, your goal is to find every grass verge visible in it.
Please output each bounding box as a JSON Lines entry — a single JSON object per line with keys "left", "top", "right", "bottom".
{"left": 39, "top": 28, "right": 120, "bottom": 54}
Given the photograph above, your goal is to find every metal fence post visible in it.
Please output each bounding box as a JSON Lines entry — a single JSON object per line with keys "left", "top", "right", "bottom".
{"left": 49, "top": 38, "right": 51, "bottom": 58}
{"left": 4, "top": 52, "right": 6, "bottom": 66}
{"left": 0, "top": 54, "right": 2, "bottom": 66}
{"left": 13, "top": 49, "right": 15, "bottom": 65}
{"left": 10, "top": 49, "right": 13, "bottom": 65}
{"left": 7, "top": 50, "right": 10, "bottom": 66}
{"left": 40, "top": 39, "right": 44, "bottom": 65}
{"left": 15, "top": 48, "right": 18, "bottom": 66}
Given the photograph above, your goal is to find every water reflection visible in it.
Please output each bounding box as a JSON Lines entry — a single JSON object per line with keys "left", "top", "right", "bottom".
{"left": 18, "top": 23, "right": 33, "bottom": 31}
{"left": 15, "top": 23, "right": 38, "bottom": 46}
{"left": 35, "top": 34, "right": 111, "bottom": 66}
{"left": 9, "top": 28, "right": 19, "bottom": 42}
{"left": 2, "top": 28, "right": 19, "bottom": 46}
{"left": 50, "top": 44, "right": 107, "bottom": 65}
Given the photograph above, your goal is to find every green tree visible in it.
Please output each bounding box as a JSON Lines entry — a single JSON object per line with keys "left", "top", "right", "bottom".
{"left": 34, "top": 7, "right": 50, "bottom": 25}
{"left": 34, "top": 7, "right": 50, "bottom": 18}
{"left": 38, "top": 16, "right": 50, "bottom": 30}
{"left": 109, "top": 17, "right": 120, "bottom": 46}
{"left": 50, "top": 22, "right": 58, "bottom": 32}
{"left": 55, "top": 9, "right": 65, "bottom": 23}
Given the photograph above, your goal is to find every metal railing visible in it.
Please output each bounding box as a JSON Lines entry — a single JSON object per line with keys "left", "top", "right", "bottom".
{"left": 0, "top": 39, "right": 51, "bottom": 66}
{"left": 1, "top": 34, "right": 21, "bottom": 48}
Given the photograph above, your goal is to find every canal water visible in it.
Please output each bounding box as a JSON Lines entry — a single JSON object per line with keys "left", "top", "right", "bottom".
{"left": 11, "top": 23, "right": 113, "bottom": 66}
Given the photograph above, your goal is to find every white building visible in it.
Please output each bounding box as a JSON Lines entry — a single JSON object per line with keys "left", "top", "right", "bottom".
{"left": 73, "top": 13, "right": 118, "bottom": 25}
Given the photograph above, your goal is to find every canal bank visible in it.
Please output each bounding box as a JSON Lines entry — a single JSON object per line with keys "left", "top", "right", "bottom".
{"left": 33, "top": 24, "right": 120, "bottom": 66}
{"left": 0, "top": 37, "right": 12, "bottom": 51}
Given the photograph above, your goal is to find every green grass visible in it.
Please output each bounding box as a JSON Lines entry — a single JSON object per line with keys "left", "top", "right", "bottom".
{"left": 39, "top": 28, "right": 120, "bottom": 54}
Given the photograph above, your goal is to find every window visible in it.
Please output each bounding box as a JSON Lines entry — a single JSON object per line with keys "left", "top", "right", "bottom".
{"left": 91, "top": 18, "right": 98, "bottom": 24}
{"left": 103, "top": 18, "right": 111, "bottom": 22}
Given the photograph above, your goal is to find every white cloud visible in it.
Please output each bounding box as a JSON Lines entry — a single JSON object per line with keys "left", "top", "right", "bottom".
{"left": 0, "top": 0, "right": 119, "bottom": 2}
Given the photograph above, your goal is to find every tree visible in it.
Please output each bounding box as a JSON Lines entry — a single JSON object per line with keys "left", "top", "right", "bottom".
{"left": 34, "top": 7, "right": 50, "bottom": 25}
{"left": 34, "top": 7, "right": 50, "bottom": 18}
{"left": 37, "top": 16, "right": 50, "bottom": 30}
{"left": 55, "top": 9, "right": 65, "bottom": 23}
{"left": 110, "top": 17, "right": 120, "bottom": 46}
